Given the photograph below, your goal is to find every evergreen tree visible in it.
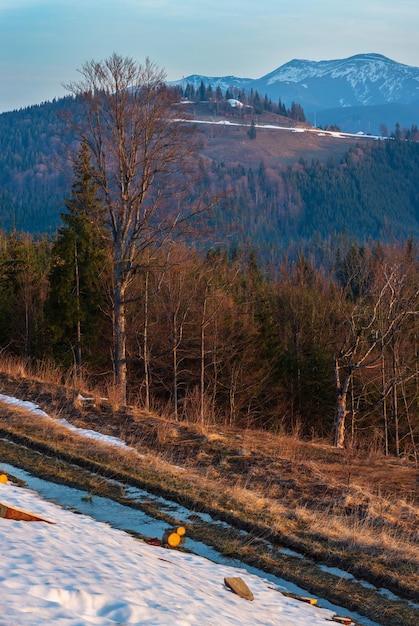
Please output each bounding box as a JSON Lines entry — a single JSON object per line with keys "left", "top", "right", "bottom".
{"left": 215, "top": 85, "right": 223, "bottom": 101}
{"left": 0, "top": 231, "right": 50, "bottom": 357}
{"left": 253, "top": 91, "right": 263, "bottom": 114}
{"left": 46, "top": 141, "right": 109, "bottom": 371}
{"left": 393, "top": 122, "right": 402, "bottom": 140}
{"left": 247, "top": 167, "right": 256, "bottom": 200}
{"left": 225, "top": 87, "right": 233, "bottom": 100}
{"left": 184, "top": 83, "right": 195, "bottom": 100}
{"left": 258, "top": 160, "right": 267, "bottom": 190}
{"left": 248, "top": 119, "right": 257, "bottom": 140}
{"left": 199, "top": 80, "right": 206, "bottom": 102}
{"left": 278, "top": 99, "right": 287, "bottom": 116}
{"left": 290, "top": 102, "right": 306, "bottom": 122}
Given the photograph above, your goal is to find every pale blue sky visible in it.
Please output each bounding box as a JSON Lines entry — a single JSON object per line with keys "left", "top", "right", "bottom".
{"left": 0, "top": 0, "right": 418, "bottom": 112}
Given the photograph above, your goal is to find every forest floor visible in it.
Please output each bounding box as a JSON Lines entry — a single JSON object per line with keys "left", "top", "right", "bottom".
{"left": 0, "top": 370, "right": 418, "bottom": 626}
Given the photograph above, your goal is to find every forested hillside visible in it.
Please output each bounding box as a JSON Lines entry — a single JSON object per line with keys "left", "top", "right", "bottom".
{"left": 209, "top": 138, "right": 419, "bottom": 261}
{"left": 0, "top": 70, "right": 418, "bottom": 458}
{"left": 1, "top": 94, "right": 419, "bottom": 255}
{"left": 0, "top": 98, "right": 75, "bottom": 233}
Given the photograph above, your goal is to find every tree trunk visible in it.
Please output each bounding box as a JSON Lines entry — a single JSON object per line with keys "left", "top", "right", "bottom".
{"left": 172, "top": 310, "right": 179, "bottom": 421}
{"left": 200, "top": 318, "right": 205, "bottom": 425}
{"left": 74, "top": 238, "right": 82, "bottom": 378}
{"left": 143, "top": 267, "right": 150, "bottom": 412}
{"left": 113, "top": 275, "right": 127, "bottom": 405}
{"left": 334, "top": 393, "right": 348, "bottom": 448}
{"left": 200, "top": 290, "right": 209, "bottom": 425}
{"left": 381, "top": 349, "right": 389, "bottom": 456}
{"left": 391, "top": 337, "right": 400, "bottom": 458}
{"left": 333, "top": 357, "right": 351, "bottom": 448}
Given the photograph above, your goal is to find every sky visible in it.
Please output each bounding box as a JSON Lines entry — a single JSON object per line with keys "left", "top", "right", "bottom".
{"left": 0, "top": 390, "right": 367, "bottom": 625}
{"left": 0, "top": 0, "right": 419, "bottom": 113}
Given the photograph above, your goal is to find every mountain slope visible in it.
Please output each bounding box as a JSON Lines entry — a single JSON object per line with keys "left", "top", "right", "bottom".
{"left": 258, "top": 54, "right": 419, "bottom": 107}
{"left": 1, "top": 94, "right": 419, "bottom": 250}
{"left": 176, "top": 53, "right": 419, "bottom": 108}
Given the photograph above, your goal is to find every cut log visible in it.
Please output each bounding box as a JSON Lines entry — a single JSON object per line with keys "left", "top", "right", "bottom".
{"left": 224, "top": 577, "right": 254, "bottom": 601}
{"left": 282, "top": 590, "right": 317, "bottom": 605}
{"left": 162, "top": 530, "right": 181, "bottom": 547}
{"left": 162, "top": 526, "right": 186, "bottom": 547}
{"left": 0, "top": 502, "right": 54, "bottom": 523}
{"left": 175, "top": 525, "right": 186, "bottom": 537}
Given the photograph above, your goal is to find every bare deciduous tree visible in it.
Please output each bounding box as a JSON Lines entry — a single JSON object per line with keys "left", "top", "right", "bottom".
{"left": 65, "top": 54, "right": 204, "bottom": 403}
{"left": 334, "top": 263, "right": 418, "bottom": 448}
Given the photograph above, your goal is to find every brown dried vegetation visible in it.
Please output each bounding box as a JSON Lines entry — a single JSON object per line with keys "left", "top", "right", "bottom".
{"left": 0, "top": 367, "right": 418, "bottom": 626}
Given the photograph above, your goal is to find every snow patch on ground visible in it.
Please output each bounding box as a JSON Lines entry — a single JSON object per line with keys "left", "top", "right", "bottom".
{"left": 0, "top": 480, "right": 340, "bottom": 625}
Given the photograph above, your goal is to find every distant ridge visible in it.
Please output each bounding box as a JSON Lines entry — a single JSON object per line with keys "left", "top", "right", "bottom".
{"left": 171, "top": 54, "right": 419, "bottom": 133}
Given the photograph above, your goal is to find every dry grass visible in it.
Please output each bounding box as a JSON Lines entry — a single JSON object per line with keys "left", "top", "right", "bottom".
{"left": 0, "top": 359, "right": 419, "bottom": 624}
{"left": 197, "top": 110, "right": 365, "bottom": 169}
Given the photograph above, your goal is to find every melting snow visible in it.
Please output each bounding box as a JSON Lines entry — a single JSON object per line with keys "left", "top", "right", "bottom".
{"left": 0, "top": 478, "right": 346, "bottom": 625}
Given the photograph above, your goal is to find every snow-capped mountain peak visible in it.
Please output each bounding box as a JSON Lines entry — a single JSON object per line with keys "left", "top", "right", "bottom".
{"left": 171, "top": 54, "right": 419, "bottom": 133}
{"left": 265, "top": 54, "right": 397, "bottom": 84}
{"left": 173, "top": 53, "right": 419, "bottom": 107}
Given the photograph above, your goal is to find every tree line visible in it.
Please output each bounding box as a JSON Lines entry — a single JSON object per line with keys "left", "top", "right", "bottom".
{"left": 0, "top": 224, "right": 418, "bottom": 457}
{"left": 176, "top": 80, "right": 306, "bottom": 120}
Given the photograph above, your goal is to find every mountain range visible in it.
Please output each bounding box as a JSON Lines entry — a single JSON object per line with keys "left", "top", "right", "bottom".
{"left": 172, "top": 53, "right": 419, "bottom": 134}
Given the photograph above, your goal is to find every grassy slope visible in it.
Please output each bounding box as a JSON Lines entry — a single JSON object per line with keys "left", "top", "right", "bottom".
{"left": 0, "top": 370, "right": 418, "bottom": 626}
{"left": 197, "top": 110, "right": 369, "bottom": 169}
